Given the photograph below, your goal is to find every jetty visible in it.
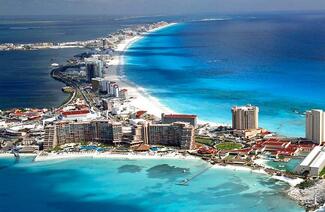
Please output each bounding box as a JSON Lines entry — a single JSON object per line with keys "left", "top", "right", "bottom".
{"left": 177, "top": 165, "right": 213, "bottom": 186}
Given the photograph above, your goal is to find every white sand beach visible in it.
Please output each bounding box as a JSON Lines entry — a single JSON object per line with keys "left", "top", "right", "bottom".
{"left": 103, "top": 22, "right": 227, "bottom": 126}
{"left": 0, "top": 153, "right": 37, "bottom": 157}
{"left": 211, "top": 163, "right": 266, "bottom": 174}
{"left": 33, "top": 151, "right": 197, "bottom": 162}
{"left": 211, "top": 161, "right": 304, "bottom": 187}
{"left": 104, "top": 23, "right": 177, "bottom": 118}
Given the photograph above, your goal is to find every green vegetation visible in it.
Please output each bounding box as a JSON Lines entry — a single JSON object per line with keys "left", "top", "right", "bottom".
{"left": 52, "top": 146, "right": 63, "bottom": 152}
{"left": 296, "top": 180, "right": 315, "bottom": 189}
{"left": 320, "top": 167, "right": 325, "bottom": 177}
{"left": 195, "top": 136, "right": 215, "bottom": 147}
{"left": 278, "top": 155, "right": 285, "bottom": 160}
{"left": 215, "top": 142, "right": 242, "bottom": 150}
{"left": 75, "top": 92, "right": 83, "bottom": 99}
{"left": 99, "top": 143, "right": 114, "bottom": 148}
{"left": 80, "top": 141, "right": 90, "bottom": 146}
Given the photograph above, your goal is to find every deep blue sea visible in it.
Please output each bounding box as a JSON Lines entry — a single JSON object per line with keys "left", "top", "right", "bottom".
{"left": 125, "top": 13, "right": 325, "bottom": 137}
{"left": 2, "top": 14, "right": 324, "bottom": 136}
{"left": 0, "top": 48, "right": 85, "bottom": 109}
{"left": 0, "top": 157, "right": 303, "bottom": 212}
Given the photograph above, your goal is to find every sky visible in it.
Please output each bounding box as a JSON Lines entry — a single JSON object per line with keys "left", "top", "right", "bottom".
{"left": 1, "top": 0, "right": 325, "bottom": 16}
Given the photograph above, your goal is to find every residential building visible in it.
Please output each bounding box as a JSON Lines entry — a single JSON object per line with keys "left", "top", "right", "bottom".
{"left": 92, "top": 120, "right": 122, "bottom": 143}
{"left": 119, "top": 89, "right": 128, "bottom": 99}
{"left": 161, "top": 113, "right": 197, "bottom": 127}
{"left": 44, "top": 125, "right": 57, "bottom": 149}
{"left": 232, "top": 105, "right": 259, "bottom": 130}
{"left": 43, "top": 120, "right": 122, "bottom": 149}
{"left": 306, "top": 109, "right": 325, "bottom": 144}
{"left": 85, "top": 57, "right": 104, "bottom": 82}
{"left": 147, "top": 122, "right": 195, "bottom": 150}
{"left": 107, "top": 81, "right": 119, "bottom": 97}
{"left": 86, "top": 63, "right": 95, "bottom": 83}
{"left": 91, "top": 78, "right": 109, "bottom": 93}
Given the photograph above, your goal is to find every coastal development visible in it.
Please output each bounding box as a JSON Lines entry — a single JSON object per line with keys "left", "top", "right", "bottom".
{"left": 1, "top": 21, "right": 325, "bottom": 211}
{"left": 0, "top": 22, "right": 170, "bottom": 51}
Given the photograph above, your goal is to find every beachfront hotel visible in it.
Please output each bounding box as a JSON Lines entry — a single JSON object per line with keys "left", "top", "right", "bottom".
{"left": 85, "top": 57, "right": 104, "bottom": 82}
{"left": 44, "top": 118, "right": 196, "bottom": 150}
{"left": 146, "top": 122, "right": 195, "bottom": 150}
{"left": 231, "top": 105, "right": 259, "bottom": 130}
{"left": 306, "top": 109, "right": 325, "bottom": 144}
{"left": 44, "top": 120, "right": 122, "bottom": 149}
{"left": 161, "top": 113, "right": 197, "bottom": 127}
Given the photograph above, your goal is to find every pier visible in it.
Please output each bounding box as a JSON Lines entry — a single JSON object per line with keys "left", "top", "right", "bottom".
{"left": 177, "top": 165, "right": 213, "bottom": 186}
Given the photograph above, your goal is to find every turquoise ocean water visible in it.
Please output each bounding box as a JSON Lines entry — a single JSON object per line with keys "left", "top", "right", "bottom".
{"left": 125, "top": 14, "right": 325, "bottom": 137}
{"left": 0, "top": 157, "right": 303, "bottom": 211}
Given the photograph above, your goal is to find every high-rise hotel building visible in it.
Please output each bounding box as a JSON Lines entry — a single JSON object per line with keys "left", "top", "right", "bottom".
{"left": 232, "top": 105, "right": 259, "bottom": 130}
{"left": 306, "top": 109, "right": 325, "bottom": 144}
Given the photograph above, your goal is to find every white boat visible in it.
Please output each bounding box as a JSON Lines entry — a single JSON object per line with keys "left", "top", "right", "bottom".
{"left": 51, "top": 63, "right": 60, "bottom": 67}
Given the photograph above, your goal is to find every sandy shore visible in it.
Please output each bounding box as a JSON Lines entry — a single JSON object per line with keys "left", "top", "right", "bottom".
{"left": 0, "top": 153, "right": 37, "bottom": 157}
{"left": 211, "top": 163, "right": 267, "bottom": 174}
{"left": 104, "top": 23, "right": 225, "bottom": 126}
{"left": 32, "top": 151, "right": 303, "bottom": 186}
{"left": 104, "top": 23, "right": 176, "bottom": 117}
{"left": 33, "top": 151, "right": 197, "bottom": 162}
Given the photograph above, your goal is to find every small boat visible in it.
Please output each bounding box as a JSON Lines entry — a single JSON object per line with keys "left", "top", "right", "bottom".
{"left": 51, "top": 63, "right": 60, "bottom": 67}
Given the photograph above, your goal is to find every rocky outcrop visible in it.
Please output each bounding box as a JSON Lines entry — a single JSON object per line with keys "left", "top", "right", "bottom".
{"left": 288, "top": 179, "right": 325, "bottom": 211}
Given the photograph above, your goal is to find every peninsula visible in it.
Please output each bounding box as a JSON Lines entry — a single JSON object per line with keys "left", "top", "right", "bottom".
{"left": 0, "top": 21, "right": 325, "bottom": 211}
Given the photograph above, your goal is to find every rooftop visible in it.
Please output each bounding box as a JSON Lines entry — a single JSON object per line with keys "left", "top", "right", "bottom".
{"left": 232, "top": 105, "right": 258, "bottom": 111}
{"left": 62, "top": 110, "right": 90, "bottom": 116}
{"left": 163, "top": 114, "right": 197, "bottom": 119}
{"left": 310, "top": 149, "right": 325, "bottom": 168}
{"left": 300, "top": 146, "right": 323, "bottom": 167}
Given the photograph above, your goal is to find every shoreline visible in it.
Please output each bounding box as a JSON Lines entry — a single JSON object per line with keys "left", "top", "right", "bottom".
{"left": 1, "top": 150, "right": 303, "bottom": 187}
{"left": 33, "top": 151, "right": 197, "bottom": 162}
{"left": 1, "top": 150, "right": 308, "bottom": 208}
{"left": 104, "top": 23, "right": 177, "bottom": 118}
{"left": 50, "top": 68, "right": 77, "bottom": 108}
{"left": 105, "top": 22, "right": 226, "bottom": 126}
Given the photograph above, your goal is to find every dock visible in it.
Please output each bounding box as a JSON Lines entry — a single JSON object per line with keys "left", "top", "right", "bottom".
{"left": 177, "top": 165, "right": 213, "bottom": 186}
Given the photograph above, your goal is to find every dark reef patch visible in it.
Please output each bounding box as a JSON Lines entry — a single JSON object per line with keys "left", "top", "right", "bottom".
{"left": 118, "top": 165, "right": 142, "bottom": 173}
{"left": 146, "top": 164, "right": 189, "bottom": 180}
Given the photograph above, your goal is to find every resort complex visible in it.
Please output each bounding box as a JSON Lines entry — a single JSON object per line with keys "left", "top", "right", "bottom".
{"left": 0, "top": 20, "right": 325, "bottom": 211}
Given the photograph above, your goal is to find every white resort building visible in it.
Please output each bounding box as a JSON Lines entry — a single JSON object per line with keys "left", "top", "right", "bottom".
{"left": 296, "top": 146, "right": 325, "bottom": 176}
